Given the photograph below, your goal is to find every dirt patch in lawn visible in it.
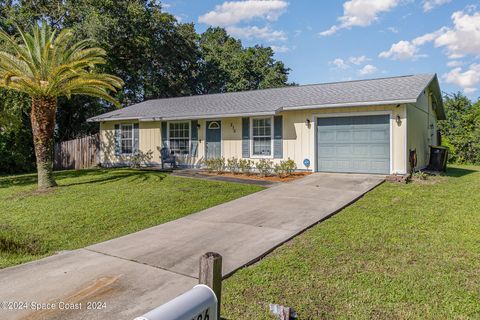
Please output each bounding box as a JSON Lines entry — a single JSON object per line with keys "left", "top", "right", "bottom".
{"left": 7, "top": 187, "right": 57, "bottom": 200}
{"left": 202, "top": 171, "right": 312, "bottom": 182}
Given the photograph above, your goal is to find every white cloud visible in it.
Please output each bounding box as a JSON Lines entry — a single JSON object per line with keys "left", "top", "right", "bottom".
{"left": 423, "top": 0, "right": 452, "bottom": 12}
{"left": 380, "top": 8, "right": 480, "bottom": 61}
{"left": 349, "top": 55, "right": 370, "bottom": 65}
{"left": 433, "top": 9, "right": 480, "bottom": 58}
{"left": 387, "top": 26, "right": 399, "bottom": 33}
{"left": 319, "top": 0, "right": 402, "bottom": 36}
{"left": 379, "top": 40, "right": 426, "bottom": 60}
{"left": 226, "top": 26, "right": 287, "bottom": 41}
{"left": 330, "top": 58, "right": 350, "bottom": 69}
{"left": 271, "top": 45, "right": 291, "bottom": 53}
{"left": 442, "top": 63, "right": 480, "bottom": 93}
{"left": 447, "top": 60, "right": 463, "bottom": 67}
{"left": 199, "top": 0, "right": 288, "bottom": 26}
{"left": 199, "top": 1, "right": 289, "bottom": 42}
{"left": 358, "top": 64, "right": 378, "bottom": 75}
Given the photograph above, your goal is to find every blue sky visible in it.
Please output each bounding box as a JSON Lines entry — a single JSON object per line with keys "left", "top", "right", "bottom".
{"left": 163, "top": 0, "right": 480, "bottom": 97}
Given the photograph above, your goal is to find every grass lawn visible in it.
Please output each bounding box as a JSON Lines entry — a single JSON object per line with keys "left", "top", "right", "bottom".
{"left": 0, "top": 168, "right": 263, "bottom": 269}
{"left": 223, "top": 165, "right": 480, "bottom": 319}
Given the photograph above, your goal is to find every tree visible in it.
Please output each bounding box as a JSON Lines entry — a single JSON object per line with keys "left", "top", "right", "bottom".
{"left": 438, "top": 93, "right": 480, "bottom": 164}
{"left": 0, "top": 23, "right": 123, "bottom": 188}
{"left": 198, "top": 27, "right": 290, "bottom": 94}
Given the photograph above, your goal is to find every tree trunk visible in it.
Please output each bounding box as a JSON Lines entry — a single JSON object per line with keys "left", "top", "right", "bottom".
{"left": 31, "top": 97, "right": 58, "bottom": 189}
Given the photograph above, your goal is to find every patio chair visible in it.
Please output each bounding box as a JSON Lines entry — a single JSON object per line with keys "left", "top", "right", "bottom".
{"left": 160, "top": 147, "right": 177, "bottom": 169}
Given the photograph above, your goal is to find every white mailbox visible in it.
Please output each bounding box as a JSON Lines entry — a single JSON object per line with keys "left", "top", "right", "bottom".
{"left": 134, "top": 284, "right": 218, "bottom": 320}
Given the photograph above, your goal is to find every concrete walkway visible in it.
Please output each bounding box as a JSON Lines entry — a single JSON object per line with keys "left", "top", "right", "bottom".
{"left": 0, "top": 173, "right": 383, "bottom": 320}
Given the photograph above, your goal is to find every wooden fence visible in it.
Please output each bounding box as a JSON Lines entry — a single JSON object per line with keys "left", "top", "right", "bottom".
{"left": 54, "top": 134, "right": 100, "bottom": 170}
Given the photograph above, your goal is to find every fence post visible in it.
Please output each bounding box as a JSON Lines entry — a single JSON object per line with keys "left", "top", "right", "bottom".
{"left": 199, "top": 252, "right": 222, "bottom": 320}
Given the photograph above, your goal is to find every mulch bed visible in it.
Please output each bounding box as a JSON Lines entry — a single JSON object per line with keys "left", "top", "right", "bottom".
{"left": 201, "top": 171, "right": 312, "bottom": 182}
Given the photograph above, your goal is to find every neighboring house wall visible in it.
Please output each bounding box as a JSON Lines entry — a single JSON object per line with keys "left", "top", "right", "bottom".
{"left": 407, "top": 88, "right": 438, "bottom": 171}
{"left": 99, "top": 104, "right": 409, "bottom": 174}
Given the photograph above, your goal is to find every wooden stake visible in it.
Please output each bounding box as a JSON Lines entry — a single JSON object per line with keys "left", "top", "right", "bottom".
{"left": 199, "top": 252, "right": 222, "bottom": 320}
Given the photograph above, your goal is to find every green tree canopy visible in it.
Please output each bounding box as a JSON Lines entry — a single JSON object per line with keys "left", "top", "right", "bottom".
{"left": 438, "top": 92, "right": 480, "bottom": 164}
{"left": 0, "top": 1, "right": 291, "bottom": 174}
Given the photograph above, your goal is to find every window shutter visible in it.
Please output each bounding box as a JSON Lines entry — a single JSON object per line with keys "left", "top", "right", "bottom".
{"left": 133, "top": 123, "right": 139, "bottom": 154}
{"left": 114, "top": 124, "right": 121, "bottom": 156}
{"left": 242, "top": 117, "right": 250, "bottom": 158}
{"left": 273, "top": 115, "right": 283, "bottom": 159}
{"left": 161, "top": 121, "right": 168, "bottom": 148}
{"left": 191, "top": 120, "right": 198, "bottom": 156}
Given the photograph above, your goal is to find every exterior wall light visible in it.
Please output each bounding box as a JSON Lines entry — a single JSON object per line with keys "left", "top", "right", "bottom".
{"left": 306, "top": 118, "right": 311, "bottom": 127}
{"left": 396, "top": 115, "right": 402, "bottom": 125}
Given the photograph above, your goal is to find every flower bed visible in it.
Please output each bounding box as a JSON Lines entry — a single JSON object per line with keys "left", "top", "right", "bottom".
{"left": 202, "top": 157, "right": 311, "bottom": 182}
{"left": 202, "top": 171, "right": 311, "bottom": 182}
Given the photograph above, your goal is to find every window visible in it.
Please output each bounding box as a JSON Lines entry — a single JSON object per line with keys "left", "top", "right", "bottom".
{"left": 169, "top": 122, "right": 190, "bottom": 155}
{"left": 121, "top": 124, "right": 133, "bottom": 154}
{"left": 208, "top": 121, "right": 220, "bottom": 129}
{"left": 252, "top": 117, "right": 272, "bottom": 156}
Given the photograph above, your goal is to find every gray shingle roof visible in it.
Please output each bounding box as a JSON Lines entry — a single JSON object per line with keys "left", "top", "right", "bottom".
{"left": 88, "top": 73, "right": 441, "bottom": 122}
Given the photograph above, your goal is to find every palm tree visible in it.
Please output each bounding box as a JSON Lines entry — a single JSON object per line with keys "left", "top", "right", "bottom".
{"left": 0, "top": 23, "right": 123, "bottom": 189}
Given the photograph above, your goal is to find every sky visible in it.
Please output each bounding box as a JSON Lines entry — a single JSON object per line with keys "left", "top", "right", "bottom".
{"left": 162, "top": 0, "right": 480, "bottom": 98}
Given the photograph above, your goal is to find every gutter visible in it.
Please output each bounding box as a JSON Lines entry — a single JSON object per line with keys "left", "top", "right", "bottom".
{"left": 89, "top": 111, "right": 276, "bottom": 122}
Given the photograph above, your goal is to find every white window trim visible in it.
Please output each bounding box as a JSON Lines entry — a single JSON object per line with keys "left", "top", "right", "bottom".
{"left": 120, "top": 123, "right": 135, "bottom": 155}
{"left": 312, "top": 111, "right": 394, "bottom": 174}
{"left": 250, "top": 116, "right": 274, "bottom": 159}
{"left": 167, "top": 120, "right": 191, "bottom": 156}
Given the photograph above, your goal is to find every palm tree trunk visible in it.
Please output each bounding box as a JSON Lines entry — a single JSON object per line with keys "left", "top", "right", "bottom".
{"left": 31, "top": 97, "right": 58, "bottom": 189}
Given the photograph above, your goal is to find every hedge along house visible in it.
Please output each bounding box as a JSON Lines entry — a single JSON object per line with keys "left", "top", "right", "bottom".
{"left": 88, "top": 74, "right": 445, "bottom": 175}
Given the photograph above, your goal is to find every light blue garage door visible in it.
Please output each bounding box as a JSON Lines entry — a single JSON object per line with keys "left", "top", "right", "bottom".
{"left": 316, "top": 115, "right": 390, "bottom": 174}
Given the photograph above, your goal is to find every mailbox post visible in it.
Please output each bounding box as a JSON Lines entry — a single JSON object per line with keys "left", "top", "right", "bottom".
{"left": 134, "top": 252, "right": 223, "bottom": 320}
{"left": 134, "top": 284, "right": 217, "bottom": 320}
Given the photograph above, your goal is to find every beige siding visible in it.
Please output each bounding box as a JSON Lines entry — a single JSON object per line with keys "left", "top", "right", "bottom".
{"left": 139, "top": 121, "right": 161, "bottom": 165}
{"left": 407, "top": 89, "right": 438, "bottom": 171}
{"left": 99, "top": 105, "right": 409, "bottom": 173}
{"left": 217, "top": 105, "right": 408, "bottom": 174}
{"left": 100, "top": 120, "right": 206, "bottom": 167}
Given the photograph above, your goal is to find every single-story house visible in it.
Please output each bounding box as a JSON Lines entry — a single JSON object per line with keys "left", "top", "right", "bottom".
{"left": 87, "top": 73, "right": 445, "bottom": 175}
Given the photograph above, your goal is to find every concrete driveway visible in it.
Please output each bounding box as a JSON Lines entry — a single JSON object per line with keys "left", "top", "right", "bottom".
{"left": 0, "top": 173, "right": 383, "bottom": 320}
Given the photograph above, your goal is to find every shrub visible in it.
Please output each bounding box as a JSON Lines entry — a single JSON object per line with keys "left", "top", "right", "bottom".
{"left": 274, "top": 158, "right": 297, "bottom": 178}
{"left": 203, "top": 157, "right": 225, "bottom": 173}
{"left": 256, "top": 159, "right": 273, "bottom": 177}
{"left": 239, "top": 159, "right": 254, "bottom": 175}
{"left": 130, "top": 150, "right": 154, "bottom": 168}
{"left": 226, "top": 157, "right": 240, "bottom": 174}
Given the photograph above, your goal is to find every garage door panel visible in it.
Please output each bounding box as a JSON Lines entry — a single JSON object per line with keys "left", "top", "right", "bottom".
{"left": 317, "top": 115, "right": 390, "bottom": 174}
{"left": 370, "top": 144, "right": 389, "bottom": 157}
{"left": 352, "top": 129, "right": 369, "bottom": 141}
{"left": 336, "top": 130, "right": 352, "bottom": 141}
{"left": 317, "top": 130, "right": 335, "bottom": 141}
{"left": 335, "top": 145, "right": 352, "bottom": 156}
{"left": 352, "top": 144, "right": 370, "bottom": 156}
{"left": 317, "top": 145, "right": 336, "bottom": 156}
{"left": 371, "top": 128, "right": 389, "bottom": 140}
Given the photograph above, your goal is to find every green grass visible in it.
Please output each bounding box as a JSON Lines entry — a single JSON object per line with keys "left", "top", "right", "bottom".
{"left": 0, "top": 168, "right": 263, "bottom": 269}
{"left": 223, "top": 165, "right": 480, "bottom": 320}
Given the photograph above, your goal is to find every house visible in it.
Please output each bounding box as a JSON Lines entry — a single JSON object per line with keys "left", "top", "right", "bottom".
{"left": 87, "top": 73, "right": 445, "bottom": 175}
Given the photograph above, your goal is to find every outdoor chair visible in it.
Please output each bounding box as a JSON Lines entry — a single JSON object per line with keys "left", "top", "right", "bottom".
{"left": 160, "top": 147, "right": 177, "bottom": 169}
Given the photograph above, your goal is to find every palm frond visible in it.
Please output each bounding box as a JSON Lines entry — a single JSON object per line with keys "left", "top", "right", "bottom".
{"left": 0, "top": 22, "right": 124, "bottom": 104}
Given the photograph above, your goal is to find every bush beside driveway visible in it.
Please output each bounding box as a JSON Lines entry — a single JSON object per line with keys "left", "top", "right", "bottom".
{"left": 0, "top": 168, "right": 263, "bottom": 269}
{"left": 222, "top": 165, "right": 480, "bottom": 319}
